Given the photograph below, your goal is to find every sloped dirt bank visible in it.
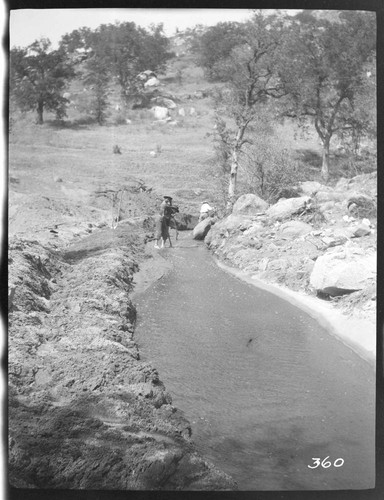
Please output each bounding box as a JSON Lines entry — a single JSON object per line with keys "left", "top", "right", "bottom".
{"left": 8, "top": 225, "right": 236, "bottom": 490}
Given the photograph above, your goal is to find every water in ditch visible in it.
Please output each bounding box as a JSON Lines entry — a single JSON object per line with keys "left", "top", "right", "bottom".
{"left": 134, "top": 241, "right": 375, "bottom": 491}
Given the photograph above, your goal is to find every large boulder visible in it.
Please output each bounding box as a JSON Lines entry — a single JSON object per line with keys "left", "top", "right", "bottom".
{"left": 309, "top": 245, "right": 376, "bottom": 296}
{"left": 144, "top": 77, "right": 160, "bottom": 88}
{"left": 193, "top": 218, "right": 214, "bottom": 240}
{"left": 315, "top": 191, "right": 344, "bottom": 202}
{"left": 137, "top": 70, "right": 157, "bottom": 81}
{"left": 210, "top": 214, "right": 253, "bottom": 237}
{"left": 221, "top": 214, "right": 254, "bottom": 233}
{"left": 233, "top": 194, "right": 268, "bottom": 215}
{"left": 300, "top": 181, "right": 324, "bottom": 196}
{"left": 151, "top": 106, "right": 169, "bottom": 120}
{"left": 266, "top": 196, "right": 311, "bottom": 221}
{"left": 175, "top": 212, "right": 199, "bottom": 230}
{"left": 336, "top": 171, "right": 377, "bottom": 195}
{"left": 352, "top": 223, "right": 371, "bottom": 238}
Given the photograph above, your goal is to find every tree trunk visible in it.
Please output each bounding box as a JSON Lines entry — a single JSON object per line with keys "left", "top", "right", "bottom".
{"left": 321, "top": 137, "right": 331, "bottom": 182}
{"left": 227, "top": 148, "right": 239, "bottom": 210}
{"left": 36, "top": 101, "right": 44, "bottom": 125}
{"left": 227, "top": 123, "right": 247, "bottom": 211}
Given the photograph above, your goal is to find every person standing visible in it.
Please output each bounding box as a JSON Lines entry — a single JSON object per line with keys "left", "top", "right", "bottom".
{"left": 154, "top": 196, "right": 172, "bottom": 249}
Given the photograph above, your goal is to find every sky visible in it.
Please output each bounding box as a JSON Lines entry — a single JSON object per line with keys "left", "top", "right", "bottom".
{"left": 8, "top": 8, "right": 301, "bottom": 49}
{"left": 9, "top": 8, "right": 255, "bottom": 48}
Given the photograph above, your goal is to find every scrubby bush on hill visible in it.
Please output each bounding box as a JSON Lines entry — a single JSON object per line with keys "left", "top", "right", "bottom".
{"left": 241, "top": 141, "right": 302, "bottom": 204}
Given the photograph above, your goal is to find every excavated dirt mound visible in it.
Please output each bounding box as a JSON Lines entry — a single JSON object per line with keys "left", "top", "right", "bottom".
{"left": 8, "top": 219, "right": 236, "bottom": 490}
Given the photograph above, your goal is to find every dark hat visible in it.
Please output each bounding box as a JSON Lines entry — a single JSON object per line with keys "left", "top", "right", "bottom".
{"left": 164, "top": 196, "right": 173, "bottom": 201}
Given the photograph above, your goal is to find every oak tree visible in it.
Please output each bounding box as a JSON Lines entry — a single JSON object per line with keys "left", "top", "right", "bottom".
{"left": 279, "top": 10, "right": 376, "bottom": 181}
{"left": 60, "top": 22, "right": 172, "bottom": 105}
{"left": 194, "top": 21, "right": 248, "bottom": 81}
{"left": 10, "top": 38, "right": 75, "bottom": 124}
{"left": 83, "top": 56, "right": 110, "bottom": 125}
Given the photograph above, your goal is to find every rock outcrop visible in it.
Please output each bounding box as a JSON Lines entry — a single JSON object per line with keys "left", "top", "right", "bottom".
{"left": 266, "top": 196, "right": 311, "bottom": 220}
{"left": 232, "top": 193, "right": 269, "bottom": 215}
{"left": 193, "top": 218, "right": 215, "bottom": 240}
{"left": 151, "top": 106, "right": 170, "bottom": 120}
{"left": 309, "top": 245, "right": 376, "bottom": 296}
{"left": 205, "top": 171, "right": 376, "bottom": 321}
{"left": 144, "top": 77, "right": 160, "bottom": 88}
{"left": 300, "top": 181, "right": 323, "bottom": 195}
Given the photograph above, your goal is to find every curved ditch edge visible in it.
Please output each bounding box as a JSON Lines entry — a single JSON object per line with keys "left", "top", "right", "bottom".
{"left": 8, "top": 230, "right": 237, "bottom": 491}
{"left": 215, "top": 258, "right": 376, "bottom": 368}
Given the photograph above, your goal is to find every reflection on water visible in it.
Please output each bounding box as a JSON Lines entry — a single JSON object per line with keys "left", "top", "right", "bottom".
{"left": 134, "top": 243, "right": 375, "bottom": 490}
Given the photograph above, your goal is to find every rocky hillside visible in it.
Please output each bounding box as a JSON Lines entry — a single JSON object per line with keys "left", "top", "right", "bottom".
{"left": 199, "top": 171, "right": 376, "bottom": 358}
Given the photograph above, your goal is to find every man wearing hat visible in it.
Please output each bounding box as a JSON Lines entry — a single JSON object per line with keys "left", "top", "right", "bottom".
{"left": 161, "top": 196, "right": 173, "bottom": 212}
{"left": 199, "top": 200, "right": 214, "bottom": 222}
{"left": 154, "top": 196, "right": 173, "bottom": 249}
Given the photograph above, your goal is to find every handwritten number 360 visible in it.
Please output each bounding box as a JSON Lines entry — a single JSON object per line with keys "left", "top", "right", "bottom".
{"left": 308, "top": 457, "right": 344, "bottom": 469}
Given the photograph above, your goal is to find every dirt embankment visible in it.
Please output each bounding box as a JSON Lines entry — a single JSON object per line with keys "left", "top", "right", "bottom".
{"left": 8, "top": 207, "right": 236, "bottom": 490}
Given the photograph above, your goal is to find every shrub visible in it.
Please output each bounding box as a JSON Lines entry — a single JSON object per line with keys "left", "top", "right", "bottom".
{"left": 240, "top": 140, "right": 303, "bottom": 204}
{"left": 297, "top": 199, "right": 327, "bottom": 227}
{"left": 114, "top": 113, "right": 128, "bottom": 125}
{"left": 331, "top": 152, "right": 377, "bottom": 180}
{"left": 136, "top": 109, "right": 153, "bottom": 121}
